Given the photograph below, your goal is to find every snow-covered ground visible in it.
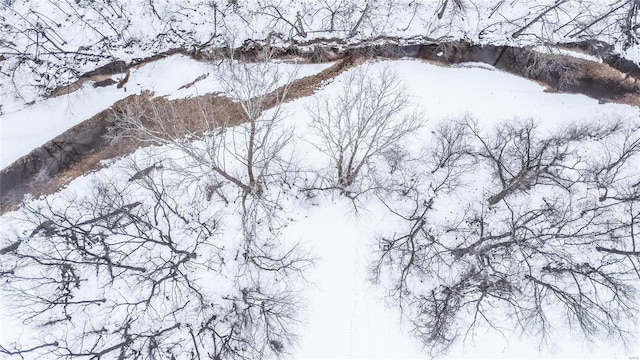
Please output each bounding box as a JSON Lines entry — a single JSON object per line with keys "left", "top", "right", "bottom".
{"left": 283, "top": 59, "right": 640, "bottom": 358}
{"left": 0, "top": 55, "right": 333, "bottom": 169}
{"left": 2, "top": 53, "right": 634, "bottom": 170}
{"left": 1, "top": 58, "right": 638, "bottom": 359}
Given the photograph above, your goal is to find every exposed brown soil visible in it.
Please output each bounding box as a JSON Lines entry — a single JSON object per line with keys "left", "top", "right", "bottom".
{"left": 0, "top": 58, "right": 357, "bottom": 214}
{"left": 45, "top": 39, "right": 640, "bottom": 106}
{"left": 567, "top": 59, "right": 640, "bottom": 106}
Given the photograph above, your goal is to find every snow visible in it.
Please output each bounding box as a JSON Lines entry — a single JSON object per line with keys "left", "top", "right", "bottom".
{"left": 622, "top": 46, "right": 640, "bottom": 65}
{"left": 388, "top": 59, "right": 637, "bottom": 126}
{"left": 532, "top": 45, "right": 603, "bottom": 63}
{"left": 3, "top": 0, "right": 640, "bottom": 108}
{"left": 288, "top": 199, "right": 423, "bottom": 358}
{"left": 280, "top": 60, "right": 640, "bottom": 358}
{"left": 0, "top": 84, "right": 124, "bottom": 169}
{"left": 2, "top": 1, "right": 640, "bottom": 357}
{"left": 1, "top": 59, "right": 639, "bottom": 359}
{"left": 0, "top": 55, "right": 333, "bottom": 169}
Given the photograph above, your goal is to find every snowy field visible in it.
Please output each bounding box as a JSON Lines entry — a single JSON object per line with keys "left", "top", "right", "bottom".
{"left": 1, "top": 58, "right": 639, "bottom": 359}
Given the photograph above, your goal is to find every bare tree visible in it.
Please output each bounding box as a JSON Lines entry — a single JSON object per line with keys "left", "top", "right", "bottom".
{"left": 373, "top": 117, "right": 640, "bottom": 356}
{"left": 511, "top": 0, "right": 570, "bottom": 39}
{"left": 4, "top": 0, "right": 640, "bottom": 103}
{"left": 423, "top": 119, "right": 474, "bottom": 193}
{"left": 465, "top": 118, "right": 621, "bottom": 205}
{"left": 296, "top": 0, "right": 397, "bottom": 38}
{"left": 569, "top": 0, "right": 640, "bottom": 49}
{"left": 372, "top": 118, "right": 474, "bottom": 309}
{"left": 0, "top": 159, "right": 310, "bottom": 359}
{"left": 109, "top": 46, "right": 309, "bottom": 309}
{"left": 437, "top": 0, "right": 466, "bottom": 20}
{"left": 1, "top": 45, "right": 313, "bottom": 358}
{"left": 256, "top": 3, "right": 308, "bottom": 38}
{"left": 308, "top": 0, "right": 360, "bottom": 33}
{"left": 306, "top": 63, "right": 423, "bottom": 194}
{"left": 111, "top": 48, "right": 295, "bottom": 200}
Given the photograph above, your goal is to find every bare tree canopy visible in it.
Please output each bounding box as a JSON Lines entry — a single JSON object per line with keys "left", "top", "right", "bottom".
{"left": 1, "top": 51, "right": 311, "bottom": 360}
{"left": 373, "top": 117, "right": 640, "bottom": 356}
{"left": 1, "top": 38, "right": 639, "bottom": 358}
{"left": 110, "top": 48, "right": 295, "bottom": 199}
{"left": 307, "top": 63, "right": 423, "bottom": 195}
{"left": 0, "top": 166, "right": 310, "bottom": 359}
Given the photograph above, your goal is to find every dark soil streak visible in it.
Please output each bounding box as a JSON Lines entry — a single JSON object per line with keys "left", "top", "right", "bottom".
{"left": 0, "top": 58, "right": 356, "bottom": 213}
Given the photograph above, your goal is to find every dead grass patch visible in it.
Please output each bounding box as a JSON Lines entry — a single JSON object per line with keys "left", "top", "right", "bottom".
{"left": 110, "top": 91, "right": 246, "bottom": 142}
{"left": 570, "top": 59, "right": 640, "bottom": 106}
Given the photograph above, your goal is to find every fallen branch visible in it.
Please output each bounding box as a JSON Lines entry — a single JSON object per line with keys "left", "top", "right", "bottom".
{"left": 596, "top": 246, "right": 640, "bottom": 256}
{"left": 512, "top": 0, "right": 569, "bottom": 39}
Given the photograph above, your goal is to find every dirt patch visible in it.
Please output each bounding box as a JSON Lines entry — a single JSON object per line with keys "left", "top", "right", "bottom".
{"left": 398, "top": 41, "right": 640, "bottom": 105}
{"left": 567, "top": 60, "right": 640, "bottom": 106}
{"left": 276, "top": 56, "right": 362, "bottom": 104}
{"left": 110, "top": 91, "right": 247, "bottom": 141}
{"left": 48, "top": 49, "right": 189, "bottom": 98}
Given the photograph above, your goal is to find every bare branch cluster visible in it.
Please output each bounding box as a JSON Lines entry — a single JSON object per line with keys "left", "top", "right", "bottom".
{"left": 373, "top": 117, "right": 640, "bottom": 356}
{"left": 0, "top": 167, "right": 309, "bottom": 359}
{"left": 1, "top": 50, "right": 310, "bottom": 360}
{"left": 2, "top": 0, "right": 639, "bottom": 102}
{"left": 110, "top": 48, "right": 294, "bottom": 199}
{"left": 307, "top": 63, "right": 424, "bottom": 195}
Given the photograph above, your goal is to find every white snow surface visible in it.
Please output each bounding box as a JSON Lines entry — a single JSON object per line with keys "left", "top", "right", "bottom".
{"left": 532, "top": 45, "right": 603, "bottom": 63}
{"left": 0, "top": 56, "right": 333, "bottom": 169}
{"left": 283, "top": 60, "right": 640, "bottom": 357}
{"left": 1, "top": 59, "right": 639, "bottom": 359}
